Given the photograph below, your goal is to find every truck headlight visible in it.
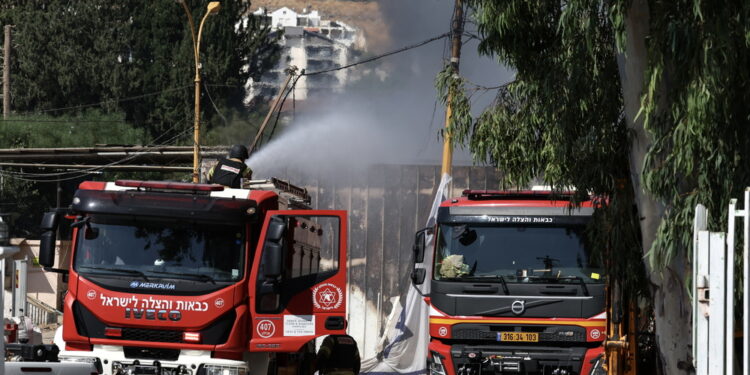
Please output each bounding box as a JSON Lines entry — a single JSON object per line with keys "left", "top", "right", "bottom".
{"left": 198, "top": 364, "right": 248, "bottom": 375}
{"left": 429, "top": 351, "right": 447, "bottom": 375}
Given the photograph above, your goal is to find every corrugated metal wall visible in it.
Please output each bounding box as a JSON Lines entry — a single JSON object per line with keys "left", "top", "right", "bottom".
{"left": 265, "top": 164, "right": 500, "bottom": 357}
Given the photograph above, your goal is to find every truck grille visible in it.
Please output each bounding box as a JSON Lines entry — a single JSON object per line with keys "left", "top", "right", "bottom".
{"left": 121, "top": 328, "right": 182, "bottom": 343}
{"left": 124, "top": 347, "right": 180, "bottom": 361}
{"left": 73, "top": 301, "right": 235, "bottom": 345}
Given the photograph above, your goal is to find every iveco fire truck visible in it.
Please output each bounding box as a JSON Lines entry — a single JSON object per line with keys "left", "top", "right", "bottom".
{"left": 412, "top": 190, "right": 608, "bottom": 375}
{"left": 38, "top": 178, "right": 349, "bottom": 375}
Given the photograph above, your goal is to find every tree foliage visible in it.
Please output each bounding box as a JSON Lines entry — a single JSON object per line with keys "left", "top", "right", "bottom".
{"left": 0, "top": 112, "right": 147, "bottom": 148}
{"left": 637, "top": 1, "right": 750, "bottom": 268}
{"left": 437, "top": 0, "right": 647, "bottom": 298}
{"left": 0, "top": 111, "right": 149, "bottom": 236}
{"left": 0, "top": 1, "right": 281, "bottom": 235}
{"left": 0, "top": 0, "right": 280, "bottom": 140}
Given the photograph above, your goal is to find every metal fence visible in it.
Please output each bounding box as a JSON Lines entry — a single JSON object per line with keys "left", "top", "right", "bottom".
{"left": 25, "top": 295, "right": 62, "bottom": 326}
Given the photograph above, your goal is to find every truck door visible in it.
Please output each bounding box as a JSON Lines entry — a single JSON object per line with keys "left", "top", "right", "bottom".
{"left": 250, "top": 210, "right": 348, "bottom": 352}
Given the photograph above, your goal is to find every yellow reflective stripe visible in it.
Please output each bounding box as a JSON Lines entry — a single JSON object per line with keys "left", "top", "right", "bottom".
{"left": 430, "top": 317, "right": 605, "bottom": 327}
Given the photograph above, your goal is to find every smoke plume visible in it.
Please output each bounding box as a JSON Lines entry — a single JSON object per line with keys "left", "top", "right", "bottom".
{"left": 247, "top": 0, "right": 514, "bottom": 179}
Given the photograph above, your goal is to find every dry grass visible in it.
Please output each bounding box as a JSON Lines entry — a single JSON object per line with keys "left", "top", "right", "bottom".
{"left": 250, "top": 0, "right": 391, "bottom": 50}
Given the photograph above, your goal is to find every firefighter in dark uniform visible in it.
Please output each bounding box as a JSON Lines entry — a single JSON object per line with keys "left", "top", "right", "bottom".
{"left": 316, "top": 334, "right": 361, "bottom": 375}
{"left": 207, "top": 144, "right": 252, "bottom": 188}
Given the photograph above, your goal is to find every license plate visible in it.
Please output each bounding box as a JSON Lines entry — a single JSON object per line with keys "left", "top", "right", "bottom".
{"left": 498, "top": 332, "right": 539, "bottom": 342}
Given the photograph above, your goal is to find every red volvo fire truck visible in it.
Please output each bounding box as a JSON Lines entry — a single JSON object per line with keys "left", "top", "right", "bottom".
{"left": 412, "top": 190, "right": 607, "bottom": 375}
{"left": 38, "top": 179, "right": 349, "bottom": 375}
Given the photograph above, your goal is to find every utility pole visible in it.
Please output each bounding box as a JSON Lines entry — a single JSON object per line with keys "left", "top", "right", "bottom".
{"left": 249, "top": 66, "right": 297, "bottom": 154}
{"left": 3, "top": 25, "right": 10, "bottom": 119}
{"left": 440, "top": 0, "right": 464, "bottom": 177}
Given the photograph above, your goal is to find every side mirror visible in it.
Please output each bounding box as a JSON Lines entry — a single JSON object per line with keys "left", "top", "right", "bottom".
{"left": 262, "top": 242, "right": 283, "bottom": 279}
{"left": 411, "top": 268, "right": 426, "bottom": 285}
{"left": 40, "top": 211, "right": 60, "bottom": 231}
{"left": 413, "top": 228, "right": 428, "bottom": 263}
{"left": 266, "top": 217, "right": 286, "bottom": 243}
{"left": 39, "top": 212, "right": 60, "bottom": 268}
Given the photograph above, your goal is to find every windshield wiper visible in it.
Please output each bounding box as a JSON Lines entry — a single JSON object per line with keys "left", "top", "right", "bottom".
{"left": 148, "top": 270, "right": 216, "bottom": 284}
{"left": 526, "top": 275, "right": 589, "bottom": 296}
{"left": 444, "top": 275, "right": 510, "bottom": 295}
{"left": 77, "top": 265, "right": 149, "bottom": 281}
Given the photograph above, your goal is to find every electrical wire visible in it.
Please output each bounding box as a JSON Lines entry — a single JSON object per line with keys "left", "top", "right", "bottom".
{"left": 465, "top": 80, "right": 514, "bottom": 92}
{"left": 302, "top": 32, "right": 451, "bottom": 76}
{"left": 2, "top": 30, "right": 460, "bottom": 180}
{"left": 266, "top": 73, "right": 303, "bottom": 143}
{"left": 0, "top": 129, "right": 189, "bottom": 182}
{"left": 0, "top": 121, "right": 196, "bottom": 181}
{"left": 12, "top": 86, "right": 192, "bottom": 116}
{"left": 0, "top": 119, "right": 128, "bottom": 124}
{"left": 202, "top": 79, "right": 229, "bottom": 126}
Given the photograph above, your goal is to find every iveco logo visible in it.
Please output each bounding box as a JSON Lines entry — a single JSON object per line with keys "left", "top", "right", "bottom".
{"left": 511, "top": 300, "right": 526, "bottom": 315}
{"left": 125, "top": 308, "right": 181, "bottom": 321}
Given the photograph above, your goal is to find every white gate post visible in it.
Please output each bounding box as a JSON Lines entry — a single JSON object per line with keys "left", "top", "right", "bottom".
{"left": 743, "top": 189, "right": 749, "bottom": 375}
{"left": 693, "top": 204, "right": 708, "bottom": 371}
{"left": 707, "top": 232, "right": 727, "bottom": 375}
{"left": 726, "top": 198, "right": 738, "bottom": 375}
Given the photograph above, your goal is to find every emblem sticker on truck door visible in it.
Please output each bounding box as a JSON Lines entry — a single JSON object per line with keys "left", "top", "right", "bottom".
{"left": 313, "top": 283, "right": 342, "bottom": 310}
{"left": 257, "top": 320, "right": 276, "bottom": 338}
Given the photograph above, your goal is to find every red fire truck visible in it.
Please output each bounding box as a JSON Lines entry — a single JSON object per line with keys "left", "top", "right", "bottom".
{"left": 412, "top": 190, "right": 607, "bottom": 375}
{"left": 38, "top": 178, "right": 349, "bottom": 375}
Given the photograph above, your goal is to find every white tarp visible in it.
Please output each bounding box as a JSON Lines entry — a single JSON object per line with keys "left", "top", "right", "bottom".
{"left": 361, "top": 174, "right": 452, "bottom": 375}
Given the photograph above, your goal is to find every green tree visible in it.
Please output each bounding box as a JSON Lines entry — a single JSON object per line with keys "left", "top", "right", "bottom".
{"left": 0, "top": 1, "right": 281, "bottom": 233}
{"left": 439, "top": 0, "right": 750, "bottom": 372}
{"left": 0, "top": 0, "right": 280, "bottom": 140}
{"left": 0, "top": 110, "right": 150, "bottom": 236}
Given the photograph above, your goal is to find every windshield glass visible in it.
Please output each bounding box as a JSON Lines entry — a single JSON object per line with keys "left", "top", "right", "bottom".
{"left": 73, "top": 215, "right": 245, "bottom": 282}
{"left": 434, "top": 224, "right": 602, "bottom": 283}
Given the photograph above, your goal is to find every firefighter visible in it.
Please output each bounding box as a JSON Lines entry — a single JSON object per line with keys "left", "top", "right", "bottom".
{"left": 316, "top": 334, "right": 361, "bottom": 375}
{"left": 207, "top": 144, "right": 252, "bottom": 188}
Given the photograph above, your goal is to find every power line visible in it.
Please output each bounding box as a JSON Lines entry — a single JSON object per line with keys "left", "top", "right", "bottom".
{"left": 266, "top": 74, "right": 303, "bottom": 143}
{"left": 465, "top": 79, "right": 514, "bottom": 92}
{"left": 302, "top": 32, "right": 451, "bottom": 77}
{"left": 202, "top": 79, "right": 228, "bottom": 126}
{"left": 0, "top": 121, "right": 196, "bottom": 181}
{"left": 0, "top": 118, "right": 128, "bottom": 124}
{"left": 7, "top": 32, "right": 452, "bottom": 120}
{"left": 13, "top": 85, "right": 192, "bottom": 116}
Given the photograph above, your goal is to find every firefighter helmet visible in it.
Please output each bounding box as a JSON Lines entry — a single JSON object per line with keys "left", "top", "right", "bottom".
{"left": 229, "top": 144, "right": 249, "bottom": 161}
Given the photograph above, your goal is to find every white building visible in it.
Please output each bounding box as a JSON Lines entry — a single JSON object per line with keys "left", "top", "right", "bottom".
{"left": 269, "top": 7, "right": 300, "bottom": 28}
{"left": 246, "top": 7, "right": 365, "bottom": 103}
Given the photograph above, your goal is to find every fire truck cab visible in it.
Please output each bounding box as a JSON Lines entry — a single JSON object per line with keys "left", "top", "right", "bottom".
{"left": 39, "top": 179, "right": 349, "bottom": 375}
{"left": 415, "top": 190, "right": 606, "bottom": 375}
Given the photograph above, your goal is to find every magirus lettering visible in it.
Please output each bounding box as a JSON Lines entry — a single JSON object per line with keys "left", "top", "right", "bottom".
{"left": 125, "top": 308, "right": 181, "bottom": 321}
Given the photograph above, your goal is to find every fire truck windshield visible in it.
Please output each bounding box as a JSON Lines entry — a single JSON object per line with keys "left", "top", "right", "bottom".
{"left": 434, "top": 224, "right": 603, "bottom": 284}
{"left": 73, "top": 214, "right": 245, "bottom": 283}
